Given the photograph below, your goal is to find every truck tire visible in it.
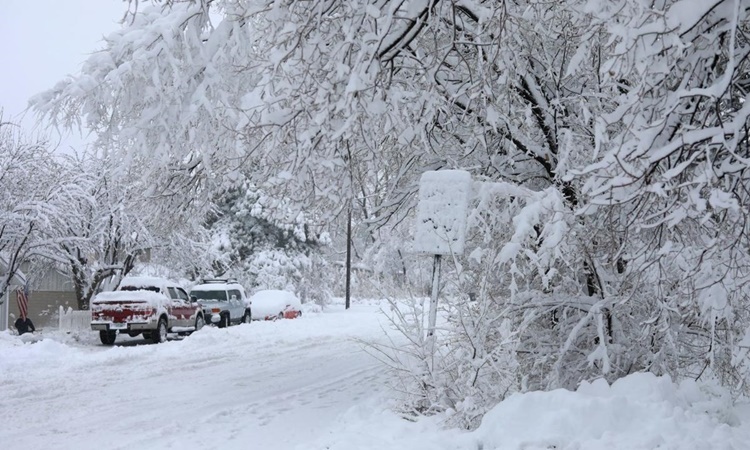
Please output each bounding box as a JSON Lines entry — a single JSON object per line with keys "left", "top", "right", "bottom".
{"left": 192, "top": 314, "right": 205, "bottom": 334}
{"left": 219, "top": 313, "right": 230, "bottom": 328}
{"left": 100, "top": 330, "right": 117, "bottom": 345}
{"left": 152, "top": 317, "right": 168, "bottom": 344}
{"left": 242, "top": 310, "right": 252, "bottom": 324}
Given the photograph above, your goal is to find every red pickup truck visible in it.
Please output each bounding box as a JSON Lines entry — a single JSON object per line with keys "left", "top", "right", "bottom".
{"left": 91, "top": 276, "right": 205, "bottom": 345}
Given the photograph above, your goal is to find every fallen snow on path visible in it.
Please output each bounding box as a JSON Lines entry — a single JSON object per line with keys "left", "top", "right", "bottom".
{"left": 0, "top": 304, "right": 394, "bottom": 450}
{"left": 1, "top": 302, "right": 749, "bottom": 450}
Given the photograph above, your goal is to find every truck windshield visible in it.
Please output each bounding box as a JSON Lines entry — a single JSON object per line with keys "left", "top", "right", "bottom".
{"left": 191, "top": 290, "right": 228, "bottom": 301}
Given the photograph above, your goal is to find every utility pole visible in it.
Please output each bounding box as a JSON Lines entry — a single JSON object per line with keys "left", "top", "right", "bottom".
{"left": 345, "top": 207, "right": 352, "bottom": 309}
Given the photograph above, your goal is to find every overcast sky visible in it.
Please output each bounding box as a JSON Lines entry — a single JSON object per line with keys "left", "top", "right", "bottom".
{"left": 0, "top": 0, "right": 126, "bottom": 150}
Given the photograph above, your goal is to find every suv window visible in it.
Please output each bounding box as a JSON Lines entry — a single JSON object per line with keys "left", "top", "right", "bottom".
{"left": 228, "top": 289, "right": 241, "bottom": 301}
{"left": 192, "top": 290, "right": 228, "bottom": 302}
{"left": 175, "top": 288, "right": 189, "bottom": 301}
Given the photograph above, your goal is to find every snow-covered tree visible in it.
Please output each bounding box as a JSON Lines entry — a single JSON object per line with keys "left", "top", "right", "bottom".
{"left": 29, "top": 0, "right": 750, "bottom": 427}
{"left": 206, "top": 181, "right": 332, "bottom": 303}
{"left": 0, "top": 118, "right": 92, "bottom": 299}
{"left": 46, "top": 151, "right": 215, "bottom": 309}
{"left": 579, "top": 0, "right": 750, "bottom": 394}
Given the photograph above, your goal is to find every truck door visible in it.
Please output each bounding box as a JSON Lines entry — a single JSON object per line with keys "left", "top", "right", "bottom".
{"left": 167, "top": 287, "right": 191, "bottom": 327}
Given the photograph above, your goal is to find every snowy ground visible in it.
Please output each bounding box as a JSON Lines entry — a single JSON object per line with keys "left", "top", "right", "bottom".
{"left": 1, "top": 301, "right": 749, "bottom": 449}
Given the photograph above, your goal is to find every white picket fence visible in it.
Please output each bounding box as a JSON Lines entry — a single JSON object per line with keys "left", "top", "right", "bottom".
{"left": 58, "top": 306, "right": 91, "bottom": 332}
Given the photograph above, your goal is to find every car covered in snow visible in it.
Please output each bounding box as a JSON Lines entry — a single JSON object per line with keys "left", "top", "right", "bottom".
{"left": 91, "top": 276, "right": 205, "bottom": 345}
{"left": 189, "top": 278, "right": 252, "bottom": 327}
{"left": 248, "top": 290, "right": 302, "bottom": 320}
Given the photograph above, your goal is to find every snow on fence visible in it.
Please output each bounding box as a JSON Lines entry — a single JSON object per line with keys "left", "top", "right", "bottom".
{"left": 58, "top": 306, "right": 90, "bottom": 332}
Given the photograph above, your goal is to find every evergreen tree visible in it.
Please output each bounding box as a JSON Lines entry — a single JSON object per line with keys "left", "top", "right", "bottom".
{"left": 207, "top": 182, "right": 331, "bottom": 304}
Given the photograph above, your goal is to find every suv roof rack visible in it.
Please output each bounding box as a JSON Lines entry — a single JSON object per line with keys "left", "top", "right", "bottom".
{"left": 201, "top": 278, "right": 239, "bottom": 284}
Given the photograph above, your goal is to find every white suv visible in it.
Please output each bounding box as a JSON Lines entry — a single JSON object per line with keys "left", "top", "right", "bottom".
{"left": 189, "top": 279, "right": 251, "bottom": 328}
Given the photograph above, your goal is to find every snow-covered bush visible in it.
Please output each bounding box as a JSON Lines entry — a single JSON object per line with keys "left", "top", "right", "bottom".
{"left": 382, "top": 181, "right": 579, "bottom": 427}
{"left": 386, "top": 168, "right": 750, "bottom": 426}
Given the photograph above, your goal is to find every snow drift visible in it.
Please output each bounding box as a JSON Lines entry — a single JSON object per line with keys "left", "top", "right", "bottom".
{"left": 311, "top": 372, "right": 750, "bottom": 450}
{"left": 473, "top": 373, "right": 747, "bottom": 449}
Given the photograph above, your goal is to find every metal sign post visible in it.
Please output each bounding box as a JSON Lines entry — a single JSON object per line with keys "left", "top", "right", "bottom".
{"left": 413, "top": 170, "right": 472, "bottom": 365}
{"left": 427, "top": 254, "right": 442, "bottom": 340}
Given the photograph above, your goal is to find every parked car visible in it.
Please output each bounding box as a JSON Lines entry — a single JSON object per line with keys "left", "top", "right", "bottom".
{"left": 189, "top": 278, "right": 252, "bottom": 327}
{"left": 91, "top": 276, "right": 205, "bottom": 345}
{"left": 248, "top": 290, "right": 302, "bottom": 320}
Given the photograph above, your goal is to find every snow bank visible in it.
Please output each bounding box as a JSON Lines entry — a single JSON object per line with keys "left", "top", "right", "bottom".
{"left": 473, "top": 373, "right": 748, "bottom": 450}
{"left": 308, "top": 373, "right": 749, "bottom": 450}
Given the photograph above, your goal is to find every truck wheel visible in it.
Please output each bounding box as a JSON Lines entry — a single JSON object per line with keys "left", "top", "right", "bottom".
{"left": 242, "top": 310, "right": 252, "bottom": 324}
{"left": 99, "top": 330, "right": 117, "bottom": 345}
{"left": 278, "top": 312, "right": 284, "bottom": 320}
{"left": 219, "top": 313, "right": 230, "bottom": 328}
{"left": 192, "top": 315, "right": 205, "bottom": 334}
{"left": 152, "top": 317, "right": 168, "bottom": 344}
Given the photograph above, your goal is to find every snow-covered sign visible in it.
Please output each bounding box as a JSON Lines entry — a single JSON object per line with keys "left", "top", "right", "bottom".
{"left": 414, "top": 170, "right": 472, "bottom": 255}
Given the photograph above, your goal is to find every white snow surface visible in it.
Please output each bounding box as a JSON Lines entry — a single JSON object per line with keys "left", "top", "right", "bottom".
{"left": 0, "top": 302, "right": 748, "bottom": 450}
{"left": 91, "top": 290, "right": 168, "bottom": 305}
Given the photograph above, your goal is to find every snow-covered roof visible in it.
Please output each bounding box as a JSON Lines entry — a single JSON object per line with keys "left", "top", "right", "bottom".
{"left": 191, "top": 282, "right": 245, "bottom": 291}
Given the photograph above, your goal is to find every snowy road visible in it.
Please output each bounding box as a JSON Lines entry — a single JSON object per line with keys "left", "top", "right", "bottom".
{"left": 0, "top": 305, "right": 394, "bottom": 450}
{"left": 5, "top": 302, "right": 747, "bottom": 450}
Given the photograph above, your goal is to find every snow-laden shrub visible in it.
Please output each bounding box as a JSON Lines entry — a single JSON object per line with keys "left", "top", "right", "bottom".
{"left": 380, "top": 294, "right": 518, "bottom": 430}
{"left": 384, "top": 176, "right": 750, "bottom": 427}
{"left": 379, "top": 182, "right": 574, "bottom": 428}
